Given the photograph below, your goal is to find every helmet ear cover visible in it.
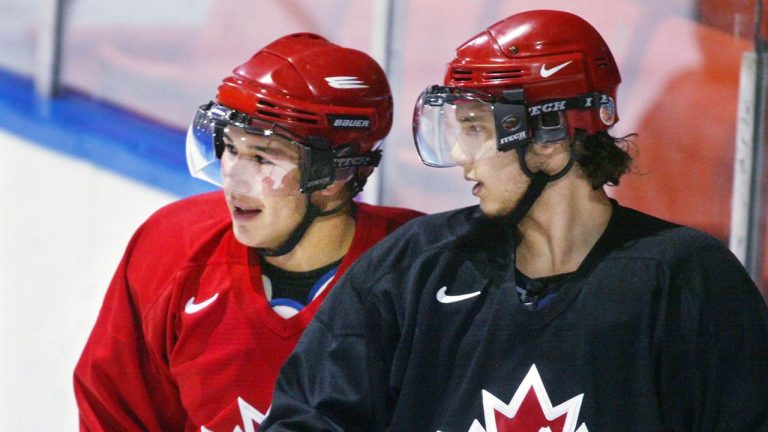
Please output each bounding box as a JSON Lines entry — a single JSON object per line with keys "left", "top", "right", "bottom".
{"left": 534, "top": 111, "right": 568, "bottom": 144}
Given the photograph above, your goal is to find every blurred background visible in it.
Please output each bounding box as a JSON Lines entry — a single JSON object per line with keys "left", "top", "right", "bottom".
{"left": 1, "top": 0, "right": 766, "bottom": 429}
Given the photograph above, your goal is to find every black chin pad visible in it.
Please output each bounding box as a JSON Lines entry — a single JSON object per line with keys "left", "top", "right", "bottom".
{"left": 533, "top": 111, "right": 567, "bottom": 144}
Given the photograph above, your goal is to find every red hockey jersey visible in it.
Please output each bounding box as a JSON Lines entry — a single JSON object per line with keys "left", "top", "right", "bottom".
{"left": 74, "top": 191, "right": 421, "bottom": 431}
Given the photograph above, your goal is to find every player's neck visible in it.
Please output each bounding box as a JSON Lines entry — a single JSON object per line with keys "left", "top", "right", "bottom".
{"left": 263, "top": 206, "right": 356, "bottom": 273}
{"left": 515, "top": 174, "right": 612, "bottom": 278}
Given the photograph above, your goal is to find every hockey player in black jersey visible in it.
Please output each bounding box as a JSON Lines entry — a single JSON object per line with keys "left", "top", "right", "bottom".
{"left": 261, "top": 10, "right": 768, "bottom": 432}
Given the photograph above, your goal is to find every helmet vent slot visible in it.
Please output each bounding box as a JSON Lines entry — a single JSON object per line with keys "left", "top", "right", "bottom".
{"left": 256, "top": 109, "right": 280, "bottom": 119}
{"left": 595, "top": 56, "right": 610, "bottom": 68}
{"left": 451, "top": 69, "right": 473, "bottom": 82}
{"left": 256, "top": 100, "right": 320, "bottom": 124}
{"left": 483, "top": 69, "right": 524, "bottom": 80}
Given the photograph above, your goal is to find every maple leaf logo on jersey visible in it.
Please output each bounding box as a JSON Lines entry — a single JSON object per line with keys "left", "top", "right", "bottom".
{"left": 467, "top": 365, "right": 589, "bottom": 432}
{"left": 200, "top": 397, "right": 268, "bottom": 432}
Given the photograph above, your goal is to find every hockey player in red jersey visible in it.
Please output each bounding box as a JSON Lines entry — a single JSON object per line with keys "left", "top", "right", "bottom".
{"left": 262, "top": 11, "right": 768, "bottom": 431}
{"left": 73, "top": 33, "right": 421, "bottom": 431}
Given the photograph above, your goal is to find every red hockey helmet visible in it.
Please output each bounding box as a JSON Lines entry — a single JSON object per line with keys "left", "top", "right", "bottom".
{"left": 188, "top": 33, "right": 392, "bottom": 193}
{"left": 414, "top": 10, "right": 621, "bottom": 167}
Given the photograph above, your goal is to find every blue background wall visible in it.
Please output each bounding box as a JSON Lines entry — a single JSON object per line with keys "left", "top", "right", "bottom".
{"left": 0, "top": 70, "right": 212, "bottom": 430}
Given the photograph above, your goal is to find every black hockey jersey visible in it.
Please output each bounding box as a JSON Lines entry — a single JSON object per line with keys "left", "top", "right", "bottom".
{"left": 262, "top": 202, "right": 768, "bottom": 432}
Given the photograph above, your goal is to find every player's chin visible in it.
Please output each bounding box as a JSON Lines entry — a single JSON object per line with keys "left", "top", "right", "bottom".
{"left": 232, "top": 224, "right": 271, "bottom": 249}
{"left": 479, "top": 200, "right": 515, "bottom": 219}
{"left": 478, "top": 198, "right": 501, "bottom": 217}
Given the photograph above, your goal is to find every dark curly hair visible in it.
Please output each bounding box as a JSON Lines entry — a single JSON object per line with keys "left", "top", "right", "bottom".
{"left": 573, "top": 131, "right": 636, "bottom": 189}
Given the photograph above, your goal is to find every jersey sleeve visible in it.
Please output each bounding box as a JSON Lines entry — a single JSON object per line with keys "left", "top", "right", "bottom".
{"left": 73, "top": 225, "right": 186, "bottom": 431}
{"left": 658, "top": 238, "right": 768, "bottom": 431}
{"left": 261, "top": 260, "right": 394, "bottom": 431}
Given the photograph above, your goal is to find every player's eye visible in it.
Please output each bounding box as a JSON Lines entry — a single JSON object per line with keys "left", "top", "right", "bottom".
{"left": 463, "top": 123, "right": 489, "bottom": 137}
{"left": 224, "top": 143, "right": 238, "bottom": 156}
{"left": 252, "top": 154, "right": 275, "bottom": 166}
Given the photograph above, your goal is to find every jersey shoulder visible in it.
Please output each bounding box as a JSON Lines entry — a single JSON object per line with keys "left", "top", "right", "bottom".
{"left": 348, "top": 205, "right": 478, "bottom": 280}
{"left": 143, "top": 191, "right": 230, "bottom": 232}
{"left": 340, "top": 202, "right": 424, "bottom": 264}
{"left": 136, "top": 191, "right": 231, "bottom": 250}
{"left": 610, "top": 203, "right": 732, "bottom": 261}
{"left": 124, "top": 191, "right": 236, "bottom": 303}
{"left": 608, "top": 203, "right": 760, "bottom": 298}
{"left": 355, "top": 203, "right": 424, "bottom": 226}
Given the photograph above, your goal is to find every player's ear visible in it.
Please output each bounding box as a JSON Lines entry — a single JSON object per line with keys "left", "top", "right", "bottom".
{"left": 528, "top": 140, "right": 568, "bottom": 158}
{"left": 525, "top": 140, "right": 571, "bottom": 175}
{"left": 311, "top": 172, "right": 354, "bottom": 212}
{"left": 318, "top": 167, "right": 354, "bottom": 197}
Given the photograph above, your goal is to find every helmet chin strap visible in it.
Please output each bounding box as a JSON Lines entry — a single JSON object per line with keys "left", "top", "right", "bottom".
{"left": 256, "top": 186, "right": 358, "bottom": 258}
{"left": 500, "top": 131, "right": 582, "bottom": 227}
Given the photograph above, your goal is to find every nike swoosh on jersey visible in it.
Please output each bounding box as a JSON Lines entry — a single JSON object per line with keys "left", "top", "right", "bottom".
{"left": 436, "top": 286, "right": 481, "bottom": 304}
{"left": 540, "top": 61, "right": 573, "bottom": 78}
{"left": 184, "top": 293, "right": 220, "bottom": 314}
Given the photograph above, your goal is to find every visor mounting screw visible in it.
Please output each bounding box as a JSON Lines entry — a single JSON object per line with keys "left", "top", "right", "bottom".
{"left": 509, "top": 46, "right": 519, "bottom": 55}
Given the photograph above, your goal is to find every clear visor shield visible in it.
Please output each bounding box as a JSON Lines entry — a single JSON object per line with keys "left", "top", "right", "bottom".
{"left": 186, "top": 104, "right": 304, "bottom": 197}
{"left": 413, "top": 86, "right": 578, "bottom": 167}
{"left": 413, "top": 88, "right": 501, "bottom": 167}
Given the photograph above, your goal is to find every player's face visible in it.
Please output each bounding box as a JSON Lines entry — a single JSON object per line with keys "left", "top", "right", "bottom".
{"left": 450, "top": 102, "right": 499, "bottom": 164}
{"left": 453, "top": 103, "right": 528, "bottom": 217}
{"left": 220, "top": 126, "right": 307, "bottom": 249}
{"left": 462, "top": 145, "right": 531, "bottom": 218}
